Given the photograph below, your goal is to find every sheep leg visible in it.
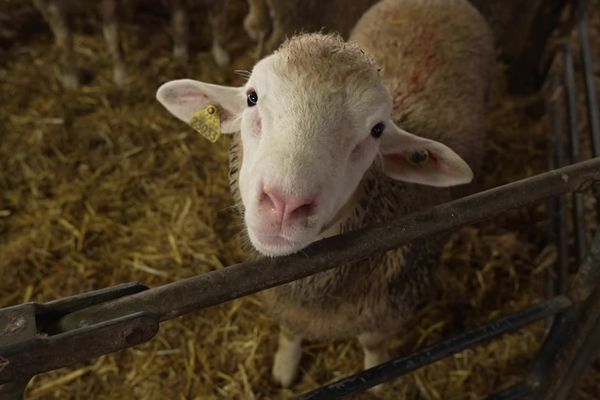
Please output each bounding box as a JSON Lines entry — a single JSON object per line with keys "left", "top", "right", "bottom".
{"left": 244, "top": 0, "right": 271, "bottom": 59}
{"left": 263, "top": 0, "right": 285, "bottom": 54}
{"left": 359, "top": 331, "right": 390, "bottom": 369}
{"left": 272, "top": 327, "right": 302, "bottom": 388}
{"left": 170, "top": 0, "right": 188, "bottom": 63}
{"left": 358, "top": 331, "right": 390, "bottom": 392}
{"left": 255, "top": 30, "right": 266, "bottom": 60}
{"left": 211, "top": 39, "right": 230, "bottom": 68}
{"left": 209, "top": 0, "right": 231, "bottom": 67}
{"left": 33, "top": 0, "right": 78, "bottom": 90}
{"left": 243, "top": 0, "right": 269, "bottom": 40}
{"left": 100, "top": 0, "right": 126, "bottom": 86}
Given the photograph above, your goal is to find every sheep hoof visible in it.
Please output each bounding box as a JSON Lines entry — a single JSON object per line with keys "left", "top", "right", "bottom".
{"left": 359, "top": 331, "right": 390, "bottom": 394}
{"left": 272, "top": 355, "right": 298, "bottom": 387}
{"left": 272, "top": 331, "right": 302, "bottom": 388}
{"left": 364, "top": 352, "right": 388, "bottom": 395}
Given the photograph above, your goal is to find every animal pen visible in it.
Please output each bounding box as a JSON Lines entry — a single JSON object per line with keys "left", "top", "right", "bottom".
{"left": 1, "top": 0, "right": 600, "bottom": 399}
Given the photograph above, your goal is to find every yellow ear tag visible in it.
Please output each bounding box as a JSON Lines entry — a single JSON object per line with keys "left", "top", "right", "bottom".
{"left": 406, "top": 149, "right": 430, "bottom": 166}
{"left": 189, "top": 104, "right": 221, "bottom": 143}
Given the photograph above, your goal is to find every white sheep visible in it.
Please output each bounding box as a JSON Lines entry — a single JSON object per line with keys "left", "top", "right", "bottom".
{"left": 156, "top": 0, "right": 494, "bottom": 389}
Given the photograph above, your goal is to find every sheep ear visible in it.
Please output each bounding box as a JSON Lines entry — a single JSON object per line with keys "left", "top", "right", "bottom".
{"left": 379, "top": 122, "right": 473, "bottom": 187}
{"left": 156, "top": 79, "right": 245, "bottom": 133}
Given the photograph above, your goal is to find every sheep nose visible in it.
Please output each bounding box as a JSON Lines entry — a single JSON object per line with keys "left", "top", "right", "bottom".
{"left": 261, "top": 187, "right": 316, "bottom": 225}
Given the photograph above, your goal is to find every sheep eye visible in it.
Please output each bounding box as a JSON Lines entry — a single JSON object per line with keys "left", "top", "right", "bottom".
{"left": 247, "top": 91, "right": 258, "bottom": 107}
{"left": 370, "top": 122, "right": 385, "bottom": 138}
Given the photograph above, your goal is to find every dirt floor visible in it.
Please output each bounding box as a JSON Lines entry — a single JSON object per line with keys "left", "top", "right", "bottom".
{"left": 1, "top": 1, "right": 600, "bottom": 400}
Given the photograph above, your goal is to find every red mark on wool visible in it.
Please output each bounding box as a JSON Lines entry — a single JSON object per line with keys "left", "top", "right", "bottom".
{"left": 393, "top": 26, "right": 439, "bottom": 110}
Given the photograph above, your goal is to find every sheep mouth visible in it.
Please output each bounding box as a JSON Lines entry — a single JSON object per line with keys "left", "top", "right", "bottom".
{"left": 249, "top": 230, "right": 315, "bottom": 256}
{"left": 254, "top": 232, "right": 290, "bottom": 246}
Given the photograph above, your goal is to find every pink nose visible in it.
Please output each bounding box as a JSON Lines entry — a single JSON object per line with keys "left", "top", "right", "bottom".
{"left": 260, "top": 187, "right": 316, "bottom": 225}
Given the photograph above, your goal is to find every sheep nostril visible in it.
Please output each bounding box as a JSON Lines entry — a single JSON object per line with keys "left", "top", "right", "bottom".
{"left": 288, "top": 202, "right": 315, "bottom": 220}
{"left": 261, "top": 186, "right": 316, "bottom": 223}
{"left": 261, "top": 191, "right": 277, "bottom": 211}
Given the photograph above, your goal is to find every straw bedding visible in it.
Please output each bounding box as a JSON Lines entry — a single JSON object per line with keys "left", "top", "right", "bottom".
{"left": 1, "top": 1, "right": 599, "bottom": 399}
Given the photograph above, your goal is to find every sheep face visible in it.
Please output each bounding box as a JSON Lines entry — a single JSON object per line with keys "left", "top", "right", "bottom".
{"left": 157, "top": 34, "right": 473, "bottom": 257}
{"left": 236, "top": 54, "right": 391, "bottom": 256}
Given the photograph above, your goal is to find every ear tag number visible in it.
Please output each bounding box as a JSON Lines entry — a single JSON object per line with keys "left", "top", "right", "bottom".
{"left": 189, "top": 104, "right": 221, "bottom": 143}
{"left": 406, "top": 149, "right": 430, "bottom": 166}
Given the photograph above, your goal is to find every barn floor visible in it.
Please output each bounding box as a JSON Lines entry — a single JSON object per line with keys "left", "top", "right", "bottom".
{"left": 1, "top": 2, "right": 600, "bottom": 400}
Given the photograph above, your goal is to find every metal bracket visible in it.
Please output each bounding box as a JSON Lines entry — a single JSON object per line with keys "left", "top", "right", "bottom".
{"left": 0, "top": 282, "right": 157, "bottom": 399}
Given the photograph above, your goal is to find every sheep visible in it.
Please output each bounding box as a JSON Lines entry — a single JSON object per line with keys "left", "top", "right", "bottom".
{"left": 243, "top": 0, "right": 272, "bottom": 60}
{"left": 33, "top": 0, "right": 129, "bottom": 88}
{"left": 32, "top": 0, "right": 243, "bottom": 88}
{"left": 156, "top": 0, "right": 494, "bottom": 389}
{"left": 33, "top": 0, "right": 80, "bottom": 89}
{"left": 243, "top": 0, "right": 378, "bottom": 59}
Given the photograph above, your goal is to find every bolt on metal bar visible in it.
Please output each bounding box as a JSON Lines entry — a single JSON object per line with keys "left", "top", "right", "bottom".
{"left": 563, "top": 42, "right": 588, "bottom": 266}
{"left": 295, "top": 296, "right": 571, "bottom": 400}
{"left": 51, "top": 158, "right": 600, "bottom": 333}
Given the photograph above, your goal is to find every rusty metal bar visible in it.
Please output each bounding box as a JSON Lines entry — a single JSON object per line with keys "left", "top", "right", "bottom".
{"left": 54, "top": 158, "right": 600, "bottom": 332}
{"left": 296, "top": 296, "right": 571, "bottom": 400}
{"left": 564, "top": 42, "right": 588, "bottom": 266}
{"left": 0, "top": 282, "right": 154, "bottom": 398}
{"left": 1, "top": 311, "right": 158, "bottom": 386}
{"left": 2, "top": 159, "right": 600, "bottom": 393}
{"left": 547, "top": 71, "right": 570, "bottom": 295}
